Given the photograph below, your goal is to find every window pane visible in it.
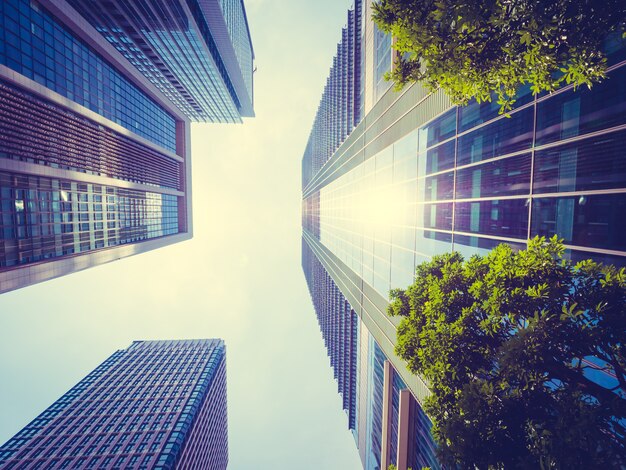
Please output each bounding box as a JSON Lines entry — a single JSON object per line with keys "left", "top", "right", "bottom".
{"left": 455, "top": 199, "right": 528, "bottom": 239}
{"left": 458, "top": 107, "right": 534, "bottom": 165}
{"left": 531, "top": 194, "right": 626, "bottom": 251}
{"left": 533, "top": 130, "right": 626, "bottom": 194}
{"left": 456, "top": 153, "right": 531, "bottom": 199}
{"left": 536, "top": 65, "right": 626, "bottom": 146}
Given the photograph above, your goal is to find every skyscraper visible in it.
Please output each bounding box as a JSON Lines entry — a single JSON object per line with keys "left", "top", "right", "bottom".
{"left": 302, "top": 2, "right": 626, "bottom": 469}
{"left": 0, "top": 0, "right": 254, "bottom": 293}
{"left": 0, "top": 339, "right": 228, "bottom": 469}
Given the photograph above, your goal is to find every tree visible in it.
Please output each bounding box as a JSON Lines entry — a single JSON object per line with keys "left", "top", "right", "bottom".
{"left": 372, "top": 0, "right": 626, "bottom": 112}
{"left": 388, "top": 236, "right": 626, "bottom": 468}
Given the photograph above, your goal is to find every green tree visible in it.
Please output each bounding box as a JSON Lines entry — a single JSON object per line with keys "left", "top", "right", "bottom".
{"left": 372, "top": 0, "right": 626, "bottom": 112}
{"left": 388, "top": 237, "right": 626, "bottom": 468}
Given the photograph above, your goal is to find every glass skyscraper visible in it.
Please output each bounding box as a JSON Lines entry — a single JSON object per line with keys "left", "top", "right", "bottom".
{"left": 0, "top": 0, "right": 254, "bottom": 293}
{"left": 302, "top": 3, "right": 626, "bottom": 469}
{"left": 0, "top": 339, "right": 228, "bottom": 469}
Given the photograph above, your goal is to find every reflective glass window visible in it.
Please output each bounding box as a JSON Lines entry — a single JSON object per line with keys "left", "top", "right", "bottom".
{"left": 565, "top": 249, "right": 626, "bottom": 268}
{"left": 458, "top": 85, "right": 533, "bottom": 133}
{"left": 424, "top": 171, "right": 454, "bottom": 202}
{"left": 407, "top": 397, "right": 440, "bottom": 470}
{"left": 455, "top": 199, "right": 529, "bottom": 239}
{"left": 419, "top": 109, "right": 457, "bottom": 150}
{"left": 457, "top": 107, "right": 534, "bottom": 165}
{"left": 425, "top": 140, "right": 455, "bottom": 175}
{"left": 531, "top": 194, "right": 626, "bottom": 251}
{"left": 0, "top": 0, "right": 176, "bottom": 151}
{"left": 420, "top": 202, "right": 453, "bottom": 231}
{"left": 534, "top": 130, "right": 626, "bottom": 194}
{"left": 456, "top": 154, "right": 531, "bottom": 199}
{"left": 0, "top": 172, "right": 179, "bottom": 267}
{"left": 536, "top": 66, "right": 626, "bottom": 146}
{"left": 453, "top": 235, "right": 526, "bottom": 258}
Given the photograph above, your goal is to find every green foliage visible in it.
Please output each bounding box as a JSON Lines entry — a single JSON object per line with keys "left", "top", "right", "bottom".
{"left": 389, "top": 236, "right": 626, "bottom": 468}
{"left": 372, "top": 0, "right": 626, "bottom": 113}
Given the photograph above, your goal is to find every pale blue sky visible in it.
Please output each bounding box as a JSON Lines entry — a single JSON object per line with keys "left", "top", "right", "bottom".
{"left": 0, "top": 0, "right": 362, "bottom": 468}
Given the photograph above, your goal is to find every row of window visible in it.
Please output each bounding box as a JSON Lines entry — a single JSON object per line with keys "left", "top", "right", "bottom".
{"left": 0, "top": 172, "right": 179, "bottom": 267}
{"left": 0, "top": 0, "right": 177, "bottom": 151}
{"left": 0, "top": 79, "right": 181, "bottom": 189}
{"left": 66, "top": 0, "right": 243, "bottom": 122}
{"left": 1, "top": 343, "right": 226, "bottom": 468}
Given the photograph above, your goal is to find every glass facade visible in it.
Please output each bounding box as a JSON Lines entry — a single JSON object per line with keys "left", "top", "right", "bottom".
{"left": 302, "top": 239, "right": 359, "bottom": 430}
{"left": 219, "top": 0, "right": 254, "bottom": 101}
{"left": 302, "top": 5, "right": 626, "bottom": 468}
{"left": 365, "top": 338, "right": 385, "bottom": 470}
{"left": 373, "top": 26, "right": 391, "bottom": 102}
{"left": 301, "top": 0, "right": 362, "bottom": 188}
{"left": 0, "top": 340, "right": 228, "bottom": 470}
{"left": 0, "top": 0, "right": 226, "bottom": 292}
{"left": 0, "top": 171, "right": 179, "bottom": 268}
{"left": 65, "top": 0, "right": 254, "bottom": 122}
{"left": 304, "top": 61, "right": 626, "bottom": 304}
{"left": 406, "top": 394, "right": 440, "bottom": 470}
{"left": 0, "top": 80, "right": 181, "bottom": 190}
{"left": 0, "top": 0, "right": 177, "bottom": 151}
{"left": 302, "top": 236, "right": 438, "bottom": 469}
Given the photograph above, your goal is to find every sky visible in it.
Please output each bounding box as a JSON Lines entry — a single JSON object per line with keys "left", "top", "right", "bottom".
{"left": 0, "top": 0, "right": 363, "bottom": 468}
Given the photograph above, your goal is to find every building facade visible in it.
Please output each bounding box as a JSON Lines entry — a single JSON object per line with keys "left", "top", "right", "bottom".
{"left": 0, "top": 339, "right": 228, "bottom": 469}
{"left": 0, "top": 0, "right": 254, "bottom": 293}
{"left": 302, "top": 3, "right": 626, "bottom": 469}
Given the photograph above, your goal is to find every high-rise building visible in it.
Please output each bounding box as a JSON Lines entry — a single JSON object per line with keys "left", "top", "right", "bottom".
{"left": 0, "top": 339, "right": 228, "bottom": 469}
{"left": 0, "top": 0, "right": 254, "bottom": 293}
{"left": 302, "top": 2, "right": 626, "bottom": 469}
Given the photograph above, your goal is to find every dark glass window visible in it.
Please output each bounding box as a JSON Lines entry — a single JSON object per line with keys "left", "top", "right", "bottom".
{"left": 420, "top": 109, "right": 457, "bottom": 150}
{"left": 425, "top": 140, "right": 455, "bottom": 174}
{"left": 531, "top": 194, "right": 626, "bottom": 251}
{"left": 369, "top": 339, "right": 386, "bottom": 470}
{"left": 458, "top": 85, "right": 533, "bottom": 133}
{"left": 422, "top": 202, "right": 453, "bottom": 230}
{"left": 458, "top": 107, "right": 534, "bottom": 165}
{"left": 566, "top": 249, "right": 626, "bottom": 268}
{"left": 534, "top": 130, "right": 626, "bottom": 194}
{"left": 388, "top": 370, "right": 407, "bottom": 468}
{"left": 407, "top": 397, "right": 440, "bottom": 470}
{"left": 536, "top": 66, "right": 626, "bottom": 146}
{"left": 424, "top": 171, "right": 454, "bottom": 201}
{"left": 454, "top": 234, "right": 526, "bottom": 252}
{"left": 0, "top": 171, "right": 179, "bottom": 267}
{"left": 455, "top": 199, "right": 529, "bottom": 239}
{"left": 456, "top": 154, "right": 531, "bottom": 199}
{"left": 0, "top": 0, "right": 176, "bottom": 151}
{"left": 604, "top": 32, "right": 626, "bottom": 66}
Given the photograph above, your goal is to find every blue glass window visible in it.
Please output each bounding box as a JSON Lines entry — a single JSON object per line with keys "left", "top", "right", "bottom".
{"left": 534, "top": 130, "right": 626, "bottom": 194}
{"left": 536, "top": 65, "right": 626, "bottom": 146}
{"left": 0, "top": 0, "right": 176, "bottom": 151}
{"left": 455, "top": 199, "right": 529, "bottom": 239}
{"left": 532, "top": 194, "right": 626, "bottom": 251}
{"left": 421, "top": 203, "right": 453, "bottom": 231}
{"left": 419, "top": 109, "right": 457, "bottom": 150}
{"left": 425, "top": 140, "right": 456, "bottom": 175}
{"left": 457, "top": 107, "right": 534, "bottom": 165}
{"left": 424, "top": 172, "right": 455, "bottom": 202}
{"left": 0, "top": 172, "right": 179, "bottom": 267}
{"left": 456, "top": 154, "right": 531, "bottom": 199}
{"left": 458, "top": 85, "right": 533, "bottom": 133}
